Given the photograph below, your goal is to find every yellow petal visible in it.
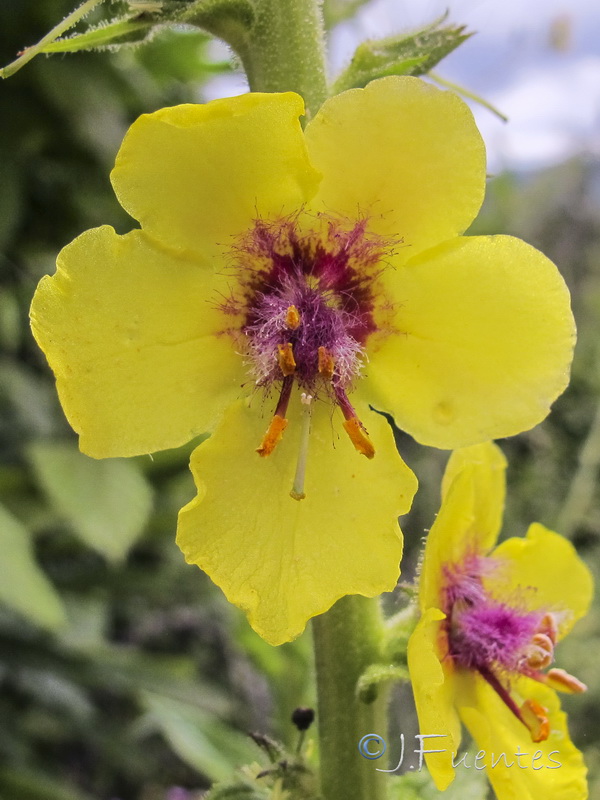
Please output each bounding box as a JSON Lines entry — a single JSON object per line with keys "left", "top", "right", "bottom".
{"left": 305, "top": 76, "right": 485, "bottom": 261}
{"left": 456, "top": 672, "right": 588, "bottom": 800}
{"left": 367, "top": 235, "right": 575, "bottom": 448}
{"left": 407, "top": 608, "right": 461, "bottom": 790}
{"left": 441, "top": 442, "right": 507, "bottom": 539}
{"left": 418, "top": 443, "right": 506, "bottom": 612}
{"left": 485, "top": 523, "right": 594, "bottom": 638}
{"left": 176, "top": 398, "right": 417, "bottom": 645}
{"left": 30, "top": 227, "right": 241, "bottom": 458}
{"left": 111, "top": 93, "right": 320, "bottom": 257}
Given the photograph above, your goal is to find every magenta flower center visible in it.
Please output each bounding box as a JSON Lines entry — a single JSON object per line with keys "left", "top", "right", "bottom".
{"left": 441, "top": 554, "right": 586, "bottom": 743}
{"left": 444, "top": 557, "right": 542, "bottom": 673}
{"left": 221, "top": 213, "right": 397, "bottom": 472}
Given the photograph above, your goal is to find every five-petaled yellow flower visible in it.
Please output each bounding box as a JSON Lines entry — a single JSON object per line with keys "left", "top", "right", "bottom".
{"left": 31, "top": 77, "right": 575, "bottom": 644}
{"left": 408, "top": 442, "right": 592, "bottom": 799}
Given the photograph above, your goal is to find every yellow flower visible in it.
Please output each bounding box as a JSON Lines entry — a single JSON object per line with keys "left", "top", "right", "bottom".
{"left": 408, "top": 442, "right": 593, "bottom": 799}
{"left": 31, "top": 77, "right": 574, "bottom": 644}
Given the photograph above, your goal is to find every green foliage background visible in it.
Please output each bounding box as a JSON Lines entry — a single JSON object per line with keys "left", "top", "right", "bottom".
{"left": 1, "top": 2, "right": 599, "bottom": 798}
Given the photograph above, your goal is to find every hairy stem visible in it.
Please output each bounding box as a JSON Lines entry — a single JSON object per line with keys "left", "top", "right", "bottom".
{"left": 243, "top": 0, "right": 328, "bottom": 119}
{"left": 312, "top": 596, "right": 389, "bottom": 800}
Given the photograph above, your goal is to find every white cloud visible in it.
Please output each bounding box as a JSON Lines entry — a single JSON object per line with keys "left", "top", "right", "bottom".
{"left": 475, "top": 56, "right": 600, "bottom": 170}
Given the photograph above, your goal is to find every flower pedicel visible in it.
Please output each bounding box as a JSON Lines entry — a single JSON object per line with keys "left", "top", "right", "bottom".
{"left": 31, "top": 77, "right": 575, "bottom": 644}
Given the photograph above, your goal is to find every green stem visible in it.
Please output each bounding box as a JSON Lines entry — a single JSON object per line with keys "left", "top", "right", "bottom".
{"left": 312, "top": 596, "right": 389, "bottom": 800}
{"left": 0, "top": 0, "right": 104, "bottom": 79}
{"left": 243, "top": 0, "right": 328, "bottom": 119}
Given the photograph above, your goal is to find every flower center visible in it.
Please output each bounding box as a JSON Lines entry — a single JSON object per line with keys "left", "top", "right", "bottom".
{"left": 442, "top": 555, "right": 586, "bottom": 743}
{"left": 222, "top": 213, "right": 396, "bottom": 497}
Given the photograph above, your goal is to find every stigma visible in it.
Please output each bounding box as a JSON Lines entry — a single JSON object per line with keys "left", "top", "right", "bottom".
{"left": 224, "top": 213, "right": 394, "bottom": 478}
{"left": 443, "top": 557, "right": 586, "bottom": 742}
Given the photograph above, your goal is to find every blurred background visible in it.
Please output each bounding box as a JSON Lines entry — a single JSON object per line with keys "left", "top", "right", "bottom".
{"left": 1, "top": 1, "right": 599, "bottom": 798}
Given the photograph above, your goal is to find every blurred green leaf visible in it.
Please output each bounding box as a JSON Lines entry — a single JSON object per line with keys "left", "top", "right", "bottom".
{"left": 389, "top": 764, "right": 489, "bottom": 799}
{"left": 28, "top": 441, "right": 153, "bottom": 562}
{"left": 92, "top": 648, "right": 232, "bottom": 714}
{"left": 17, "top": 667, "right": 95, "bottom": 723}
{"left": 0, "top": 360, "right": 61, "bottom": 441}
{"left": 323, "top": 0, "right": 372, "bottom": 28}
{"left": 0, "top": 766, "right": 93, "bottom": 800}
{"left": 332, "top": 14, "right": 472, "bottom": 93}
{"left": 141, "top": 690, "right": 258, "bottom": 781}
{"left": 0, "top": 503, "right": 66, "bottom": 630}
{"left": 0, "top": 161, "right": 24, "bottom": 249}
{"left": 58, "top": 594, "right": 109, "bottom": 650}
{"left": 135, "top": 28, "right": 228, "bottom": 84}
{"left": 0, "top": 290, "right": 21, "bottom": 352}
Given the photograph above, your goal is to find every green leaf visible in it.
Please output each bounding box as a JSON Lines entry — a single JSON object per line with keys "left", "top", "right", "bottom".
{"left": 1, "top": 0, "right": 106, "bottom": 79}
{"left": 0, "top": 503, "right": 66, "bottom": 630}
{"left": 0, "top": 0, "right": 227, "bottom": 75}
{"left": 39, "top": 17, "right": 156, "bottom": 53}
{"left": 332, "top": 14, "right": 472, "bottom": 93}
{"left": 28, "top": 441, "right": 153, "bottom": 562}
{"left": 140, "top": 691, "right": 258, "bottom": 782}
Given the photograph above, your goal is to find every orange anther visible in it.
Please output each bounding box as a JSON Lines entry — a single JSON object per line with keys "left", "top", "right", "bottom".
{"left": 285, "top": 305, "right": 301, "bottom": 330}
{"left": 277, "top": 342, "right": 296, "bottom": 376}
{"left": 343, "top": 416, "right": 375, "bottom": 459}
{"left": 520, "top": 698, "right": 550, "bottom": 743}
{"left": 256, "top": 415, "right": 288, "bottom": 457}
{"left": 525, "top": 633, "right": 554, "bottom": 669}
{"left": 318, "top": 346, "right": 335, "bottom": 380}
{"left": 545, "top": 668, "right": 587, "bottom": 694}
{"left": 537, "top": 613, "right": 558, "bottom": 645}
{"left": 532, "top": 633, "right": 554, "bottom": 654}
